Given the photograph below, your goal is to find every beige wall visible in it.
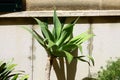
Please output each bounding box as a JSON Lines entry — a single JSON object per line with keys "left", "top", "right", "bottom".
{"left": 90, "top": 23, "right": 120, "bottom": 77}
{"left": 0, "top": 25, "right": 33, "bottom": 80}
{"left": 0, "top": 21, "right": 120, "bottom": 80}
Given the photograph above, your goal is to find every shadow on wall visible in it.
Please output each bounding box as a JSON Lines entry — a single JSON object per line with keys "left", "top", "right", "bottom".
{"left": 53, "top": 49, "right": 78, "bottom": 80}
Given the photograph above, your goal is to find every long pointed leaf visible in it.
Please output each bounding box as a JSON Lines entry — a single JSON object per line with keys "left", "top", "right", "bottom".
{"left": 60, "top": 44, "right": 77, "bottom": 52}
{"left": 76, "top": 56, "right": 90, "bottom": 65}
{"left": 56, "top": 17, "right": 79, "bottom": 46}
{"left": 53, "top": 10, "right": 62, "bottom": 40}
{"left": 32, "top": 29, "right": 46, "bottom": 45}
{"left": 63, "top": 51, "right": 73, "bottom": 64}
{"left": 20, "top": 74, "right": 29, "bottom": 80}
{"left": 47, "top": 39, "right": 56, "bottom": 48}
{"left": 73, "top": 17, "right": 80, "bottom": 25}
{"left": 78, "top": 34, "right": 94, "bottom": 44}
{"left": 7, "top": 64, "right": 17, "bottom": 71}
{"left": 78, "top": 58, "right": 90, "bottom": 65}
{"left": 87, "top": 55, "right": 95, "bottom": 66}
{"left": 0, "top": 63, "right": 6, "bottom": 73}
{"left": 69, "top": 31, "right": 88, "bottom": 43}
{"left": 75, "top": 55, "right": 94, "bottom": 66}
{"left": 34, "top": 18, "right": 54, "bottom": 41}
{"left": 22, "top": 26, "right": 45, "bottom": 47}
{"left": 69, "top": 31, "right": 94, "bottom": 45}
{"left": 11, "top": 74, "right": 18, "bottom": 80}
{"left": 56, "top": 24, "right": 73, "bottom": 46}
{"left": 77, "top": 45, "right": 83, "bottom": 54}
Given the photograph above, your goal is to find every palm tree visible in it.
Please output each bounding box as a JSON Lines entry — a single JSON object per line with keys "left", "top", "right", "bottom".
{"left": 23, "top": 10, "right": 94, "bottom": 80}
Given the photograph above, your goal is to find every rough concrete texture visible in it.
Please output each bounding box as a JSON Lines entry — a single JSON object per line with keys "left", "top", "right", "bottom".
{"left": 102, "top": 0, "right": 120, "bottom": 9}
{"left": 24, "top": 0, "right": 120, "bottom": 10}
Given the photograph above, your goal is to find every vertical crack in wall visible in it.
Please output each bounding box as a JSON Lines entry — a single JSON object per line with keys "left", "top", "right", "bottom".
{"left": 28, "top": 25, "right": 34, "bottom": 80}
{"left": 48, "top": 0, "right": 56, "bottom": 9}
{"left": 31, "top": 25, "right": 34, "bottom": 80}
{"left": 87, "top": 22, "right": 94, "bottom": 78}
{"left": 99, "top": 0, "right": 103, "bottom": 10}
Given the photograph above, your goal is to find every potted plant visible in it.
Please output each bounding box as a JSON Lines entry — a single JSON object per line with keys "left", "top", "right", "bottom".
{"left": 23, "top": 10, "right": 94, "bottom": 80}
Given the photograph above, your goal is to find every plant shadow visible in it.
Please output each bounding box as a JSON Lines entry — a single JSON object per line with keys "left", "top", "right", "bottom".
{"left": 53, "top": 49, "right": 78, "bottom": 80}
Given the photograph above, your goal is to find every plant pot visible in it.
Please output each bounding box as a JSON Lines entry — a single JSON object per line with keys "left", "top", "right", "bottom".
{"left": 82, "top": 77, "right": 97, "bottom": 80}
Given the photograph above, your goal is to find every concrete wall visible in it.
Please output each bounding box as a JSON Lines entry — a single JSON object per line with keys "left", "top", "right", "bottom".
{"left": 0, "top": 17, "right": 120, "bottom": 80}
{"left": 0, "top": 25, "right": 33, "bottom": 80}
{"left": 24, "top": 0, "right": 120, "bottom": 10}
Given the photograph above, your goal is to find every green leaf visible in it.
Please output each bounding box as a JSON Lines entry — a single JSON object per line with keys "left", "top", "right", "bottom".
{"left": 47, "top": 39, "right": 56, "bottom": 48}
{"left": 69, "top": 31, "right": 88, "bottom": 43}
{"left": 0, "top": 60, "right": 28, "bottom": 80}
{"left": 56, "top": 17, "right": 79, "bottom": 45}
{"left": 20, "top": 74, "right": 29, "bottom": 80}
{"left": 53, "top": 10, "right": 62, "bottom": 40}
{"left": 7, "top": 64, "right": 17, "bottom": 71}
{"left": 11, "top": 74, "right": 18, "bottom": 80}
{"left": 69, "top": 31, "right": 94, "bottom": 45}
{"left": 32, "top": 29, "right": 46, "bottom": 46}
{"left": 63, "top": 51, "right": 73, "bottom": 64}
{"left": 77, "top": 45, "right": 83, "bottom": 54}
{"left": 63, "top": 34, "right": 72, "bottom": 44}
{"left": 22, "top": 26, "right": 45, "bottom": 47}
{"left": 60, "top": 44, "right": 77, "bottom": 52}
{"left": 72, "top": 17, "right": 80, "bottom": 25}
{"left": 0, "top": 63, "right": 6, "bottom": 73}
{"left": 62, "top": 24, "right": 74, "bottom": 31}
{"left": 75, "top": 56, "right": 86, "bottom": 58}
{"left": 56, "top": 24, "right": 73, "bottom": 46}
{"left": 78, "top": 58, "right": 90, "bottom": 65}
{"left": 34, "top": 18, "right": 54, "bottom": 41}
{"left": 76, "top": 56, "right": 90, "bottom": 65}
{"left": 75, "top": 55, "right": 94, "bottom": 66}
{"left": 79, "top": 34, "right": 94, "bottom": 44}
{"left": 87, "top": 55, "right": 95, "bottom": 66}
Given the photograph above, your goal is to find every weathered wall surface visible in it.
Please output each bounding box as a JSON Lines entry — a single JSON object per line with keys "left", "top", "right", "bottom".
{"left": 90, "top": 23, "right": 120, "bottom": 77}
{"left": 0, "top": 25, "right": 33, "bottom": 80}
{"left": 0, "top": 19, "right": 120, "bottom": 80}
{"left": 24, "top": 0, "right": 120, "bottom": 10}
{"left": 0, "top": 0, "right": 120, "bottom": 80}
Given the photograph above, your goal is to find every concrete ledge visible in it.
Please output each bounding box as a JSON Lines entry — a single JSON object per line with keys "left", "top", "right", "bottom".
{"left": 25, "top": 0, "right": 120, "bottom": 10}
{"left": 0, "top": 10, "right": 120, "bottom": 18}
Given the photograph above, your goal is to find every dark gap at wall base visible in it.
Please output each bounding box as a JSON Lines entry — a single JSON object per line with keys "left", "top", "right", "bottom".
{"left": 0, "top": 16, "right": 120, "bottom": 25}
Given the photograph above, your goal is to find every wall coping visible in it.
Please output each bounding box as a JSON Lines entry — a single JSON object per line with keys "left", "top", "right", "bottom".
{"left": 0, "top": 10, "right": 120, "bottom": 18}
